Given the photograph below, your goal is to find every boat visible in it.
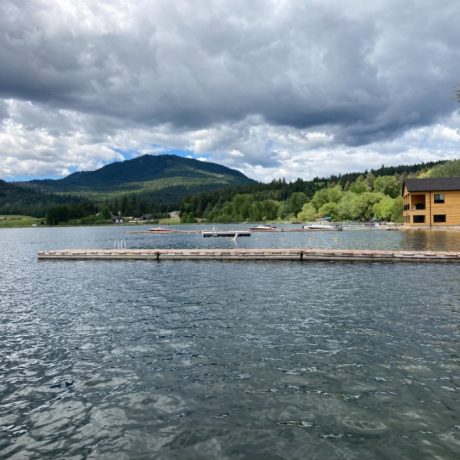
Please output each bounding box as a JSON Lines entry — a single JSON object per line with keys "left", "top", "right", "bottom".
{"left": 248, "top": 225, "right": 278, "bottom": 232}
{"left": 202, "top": 229, "right": 251, "bottom": 238}
{"left": 303, "top": 223, "right": 343, "bottom": 231}
{"left": 148, "top": 227, "right": 177, "bottom": 234}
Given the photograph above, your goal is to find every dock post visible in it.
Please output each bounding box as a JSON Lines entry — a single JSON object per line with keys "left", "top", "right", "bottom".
{"left": 300, "top": 250, "right": 304, "bottom": 262}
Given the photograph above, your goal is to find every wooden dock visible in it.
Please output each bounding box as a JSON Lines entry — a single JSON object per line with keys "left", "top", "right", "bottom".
{"left": 37, "top": 248, "right": 460, "bottom": 262}
{"left": 202, "top": 230, "right": 251, "bottom": 238}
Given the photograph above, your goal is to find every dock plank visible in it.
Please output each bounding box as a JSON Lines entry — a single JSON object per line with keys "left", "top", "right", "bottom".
{"left": 37, "top": 248, "right": 460, "bottom": 263}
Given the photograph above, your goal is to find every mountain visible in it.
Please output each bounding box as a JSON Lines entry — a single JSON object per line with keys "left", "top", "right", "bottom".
{"left": 21, "top": 154, "right": 255, "bottom": 204}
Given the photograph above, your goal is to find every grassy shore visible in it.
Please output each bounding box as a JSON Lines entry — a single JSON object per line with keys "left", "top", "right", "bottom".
{"left": 0, "top": 215, "right": 183, "bottom": 228}
{"left": 0, "top": 215, "right": 42, "bottom": 228}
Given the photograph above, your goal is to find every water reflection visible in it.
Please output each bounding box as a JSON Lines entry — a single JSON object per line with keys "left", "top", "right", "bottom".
{"left": 400, "top": 229, "right": 460, "bottom": 251}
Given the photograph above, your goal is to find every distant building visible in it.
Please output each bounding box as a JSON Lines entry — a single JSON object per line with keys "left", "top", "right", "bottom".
{"left": 112, "top": 216, "right": 125, "bottom": 224}
{"left": 402, "top": 178, "right": 460, "bottom": 226}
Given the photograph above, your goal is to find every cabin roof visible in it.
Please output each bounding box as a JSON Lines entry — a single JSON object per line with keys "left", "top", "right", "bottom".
{"left": 403, "top": 177, "right": 460, "bottom": 193}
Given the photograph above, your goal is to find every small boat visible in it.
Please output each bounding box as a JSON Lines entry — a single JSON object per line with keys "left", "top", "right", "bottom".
{"left": 149, "top": 227, "right": 177, "bottom": 234}
{"left": 202, "top": 230, "right": 251, "bottom": 238}
{"left": 303, "top": 223, "right": 343, "bottom": 231}
{"left": 248, "top": 225, "right": 278, "bottom": 232}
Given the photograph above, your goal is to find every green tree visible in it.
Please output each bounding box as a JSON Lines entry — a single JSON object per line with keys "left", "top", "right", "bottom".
{"left": 318, "top": 202, "right": 339, "bottom": 220}
{"left": 374, "top": 175, "right": 401, "bottom": 198}
{"left": 350, "top": 192, "right": 385, "bottom": 221}
{"left": 181, "top": 212, "right": 197, "bottom": 223}
{"left": 389, "top": 196, "right": 403, "bottom": 222}
{"left": 365, "top": 172, "right": 376, "bottom": 190}
{"left": 374, "top": 196, "right": 395, "bottom": 221}
{"left": 100, "top": 206, "right": 111, "bottom": 220}
{"left": 46, "top": 205, "right": 70, "bottom": 225}
{"left": 374, "top": 196, "right": 403, "bottom": 222}
{"left": 261, "top": 200, "right": 280, "bottom": 220}
{"left": 286, "top": 192, "right": 307, "bottom": 216}
{"left": 336, "top": 192, "right": 356, "bottom": 220}
{"left": 250, "top": 201, "right": 264, "bottom": 221}
{"left": 420, "top": 159, "right": 460, "bottom": 178}
{"left": 232, "top": 194, "right": 254, "bottom": 221}
{"left": 120, "top": 195, "right": 129, "bottom": 216}
{"left": 311, "top": 185, "right": 342, "bottom": 210}
{"left": 349, "top": 175, "right": 371, "bottom": 194}
{"left": 298, "top": 202, "right": 317, "bottom": 221}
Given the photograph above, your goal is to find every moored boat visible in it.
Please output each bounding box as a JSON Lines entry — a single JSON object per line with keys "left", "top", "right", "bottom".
{"left": 303, "top": 223, "right": 343, "bottom": 231}
{"left": 248, "top": 225, "right": 278, "bottom": 232}
{"left": 149, "top": 227, "right": 177, "bottom": 234}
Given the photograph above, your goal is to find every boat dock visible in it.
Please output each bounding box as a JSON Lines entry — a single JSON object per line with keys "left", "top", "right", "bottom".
{"left": 128, "top": 225, "right": 400, "bottom": 235}
{"left": 202, "top": 230, "right": 251, "bottom": 237}
{"left": 37, "top": 248, "right": 460, "bottom": 262}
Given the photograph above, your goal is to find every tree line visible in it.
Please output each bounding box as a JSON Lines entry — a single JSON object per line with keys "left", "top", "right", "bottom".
{"left": 180, "top": 173, "right": 404, "bottom": 223}
{"left": 45, "top": 194, "right": 171, "bottom": 225}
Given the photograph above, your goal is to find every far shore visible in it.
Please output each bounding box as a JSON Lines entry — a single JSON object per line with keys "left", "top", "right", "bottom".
{"left": 2, "top": 216, "right": 460, "bottom": 233}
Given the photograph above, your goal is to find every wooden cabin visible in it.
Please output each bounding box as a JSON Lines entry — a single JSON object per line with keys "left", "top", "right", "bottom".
{"left": 402, "top": 178, "right": 460, "bottom": 227}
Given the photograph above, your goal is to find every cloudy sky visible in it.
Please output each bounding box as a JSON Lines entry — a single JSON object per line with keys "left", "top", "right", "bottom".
{"left": 0, "top": 0, "right": 459, "bottom": 182}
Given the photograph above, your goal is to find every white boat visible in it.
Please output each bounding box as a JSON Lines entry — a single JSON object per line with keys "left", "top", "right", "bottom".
{"left": 248, "top": 225, "right": 278, "bottom": 232}
{"left": 149, "top": 227, "right": 177, "bottom": 234}
{"left": 303, "top": 223, "right": 343, "bottom": 231}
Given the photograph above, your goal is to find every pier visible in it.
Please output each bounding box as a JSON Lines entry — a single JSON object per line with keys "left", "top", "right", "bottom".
{"left": 37, "top": 248, "right": 460, "bottom": 262}
{"left": 202, "top": 230, "right": 251, "bottom": 237}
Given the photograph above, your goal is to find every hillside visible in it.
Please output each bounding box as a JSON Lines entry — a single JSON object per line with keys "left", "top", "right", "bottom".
{"left": 22, "top": 154, "right": 254, "bottom": 204}
{"left": 0, "top": 179, "right": 84, "bottom": 217}
{"left": 419, "top": 159, "right": 460, "bottom": 178}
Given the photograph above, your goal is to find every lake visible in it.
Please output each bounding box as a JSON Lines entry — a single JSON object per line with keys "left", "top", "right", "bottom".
{"left": 1, "top": 225, "right": 459, "bottom": 459}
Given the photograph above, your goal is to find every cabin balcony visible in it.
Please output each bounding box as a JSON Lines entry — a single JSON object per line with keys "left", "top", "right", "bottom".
{"left": 410, "top": 194, "right": 426, "bottom": 211}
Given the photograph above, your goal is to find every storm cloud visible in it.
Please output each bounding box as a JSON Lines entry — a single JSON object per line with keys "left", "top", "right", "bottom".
{"left": 0, "top": 0, "right": 459, "bottom": 180}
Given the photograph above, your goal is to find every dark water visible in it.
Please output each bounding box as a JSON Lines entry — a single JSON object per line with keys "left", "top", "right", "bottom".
{"left": 1, "top": 226, "right": 459, "bottom": 459}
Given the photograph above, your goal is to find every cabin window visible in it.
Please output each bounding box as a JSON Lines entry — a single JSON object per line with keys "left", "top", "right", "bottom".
{"left": 413, "top": 215, "right": 425, "bottom": 223}
{"left": 433, "top": 214, "right": 446, "bottom": 223}
{"left": 434, "top": 193, "right": 445, "bottom": 203}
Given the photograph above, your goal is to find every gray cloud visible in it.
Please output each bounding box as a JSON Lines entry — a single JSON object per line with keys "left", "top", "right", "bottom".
{"left": 0, "top": 0, "right": 459, "bottom": 180}
{"left": 0, "top": 100, "right": 8, "bottom": 120}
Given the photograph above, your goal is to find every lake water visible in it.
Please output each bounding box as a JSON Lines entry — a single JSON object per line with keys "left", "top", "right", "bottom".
{"left": 1, "top": 225, "right": 459, "bottom": 459}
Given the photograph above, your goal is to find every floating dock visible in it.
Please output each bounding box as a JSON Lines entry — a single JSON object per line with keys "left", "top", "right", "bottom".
{"left": 202, "top": 230, "right": 251, "bottom": 237}
{"left": 37, "top": 248, "right": 460, "bottom": 262}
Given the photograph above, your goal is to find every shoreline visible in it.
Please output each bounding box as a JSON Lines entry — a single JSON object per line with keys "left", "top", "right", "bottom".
{"left": 399, "top": 225, "right": 460, "bottom": 232}
{"left": 2, "top": 219, "right": 460, "bottom": 232}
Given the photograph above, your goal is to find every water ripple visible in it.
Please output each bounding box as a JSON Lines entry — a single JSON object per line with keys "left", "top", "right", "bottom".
{"left": 0, "top": 227, "right": 459, "bottom": 458}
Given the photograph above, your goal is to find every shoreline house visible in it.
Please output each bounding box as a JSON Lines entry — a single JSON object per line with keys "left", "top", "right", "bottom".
{"left": 402, "top": 178, "right": 460, "bottom": 227}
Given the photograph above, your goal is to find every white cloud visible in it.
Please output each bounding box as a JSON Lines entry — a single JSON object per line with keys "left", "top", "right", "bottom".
{"left": 0, "top": 0, "right": 459, "bottom": 181}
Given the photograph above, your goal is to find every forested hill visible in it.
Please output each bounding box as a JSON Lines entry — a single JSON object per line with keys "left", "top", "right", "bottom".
{"left": 2, "top": 154, "right": 255, "bottom": 221}
{"left": 179, "top": 160, "right": 447, "bottom": 223}
{"left": 0, "top": 179, "right": 89, "bottom": 217}
{"left": 23, "top": 154, "right": 254, "bottom": 197}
